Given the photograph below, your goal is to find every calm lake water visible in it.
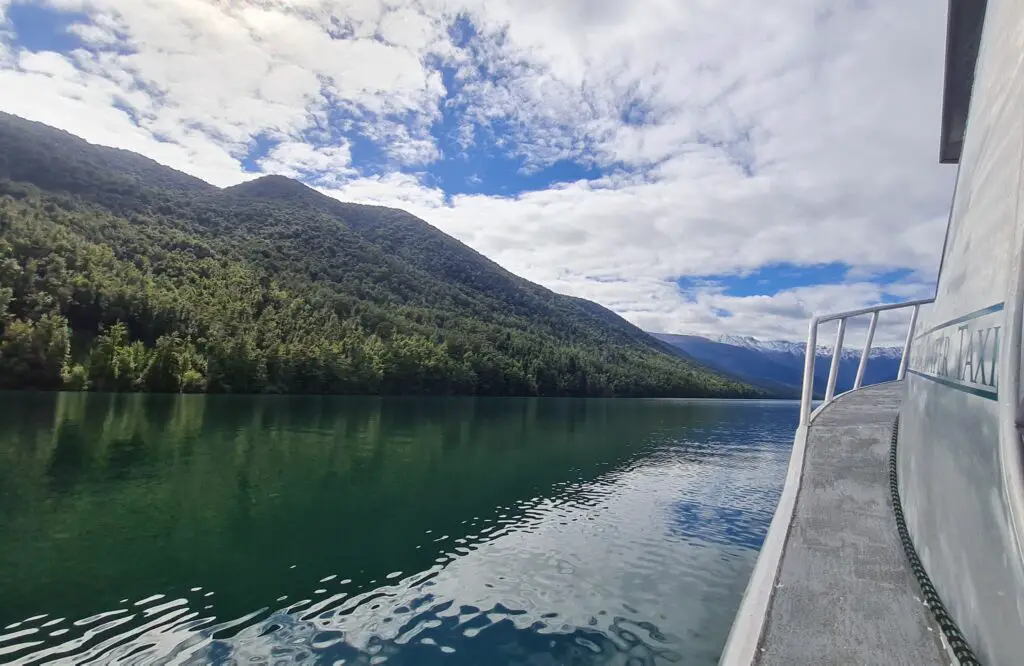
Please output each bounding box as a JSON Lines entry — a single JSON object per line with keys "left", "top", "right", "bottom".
{"left": 0, "top": 393, "right": 796, "bottom": 665}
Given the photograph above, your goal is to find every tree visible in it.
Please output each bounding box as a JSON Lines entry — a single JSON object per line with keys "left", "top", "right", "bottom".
{"left": 62, "top": 364, "right": 89, "bottom": 390}
{"left": 0, "top": 314, "right": 71, "bottom": 389}
{"left": 0, "top": 286, "right": 12, "bottom": 322}
{"left": 88, "top": 322, "right": 128, "bottom": 391}
{"left": 0, "top": 319, "right": 34, "bottom": 388}
{"left": 144, "top": 334, "right": 206, "bottom": 393}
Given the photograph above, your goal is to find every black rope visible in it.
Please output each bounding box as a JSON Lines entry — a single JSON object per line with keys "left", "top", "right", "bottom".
{"left": 889, "top": 416, "right": 982, "bottom": 665}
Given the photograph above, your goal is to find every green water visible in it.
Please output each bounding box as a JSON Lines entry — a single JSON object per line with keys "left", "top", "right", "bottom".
{"left": 0, "top": 392, "right": 796, "bottom": 665}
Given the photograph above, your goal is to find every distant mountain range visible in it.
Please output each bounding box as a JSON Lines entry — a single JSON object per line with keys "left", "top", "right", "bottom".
{"left": 651, "top": 333, "right": 902, "bottom": 398}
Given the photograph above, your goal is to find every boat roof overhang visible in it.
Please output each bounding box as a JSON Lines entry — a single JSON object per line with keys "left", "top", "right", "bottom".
{"left": 939, "top": 0, "right": 987, "bottom": 164}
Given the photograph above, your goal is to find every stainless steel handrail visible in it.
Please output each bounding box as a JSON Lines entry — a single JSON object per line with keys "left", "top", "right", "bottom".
{"left": 799, "top": 297, "right": 934, "bottom": 425}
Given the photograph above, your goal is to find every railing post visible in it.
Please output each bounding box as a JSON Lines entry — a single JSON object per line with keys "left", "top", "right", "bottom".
{"left": 854, "top": 311, "right": 879, "bottom": 390}
{"left": 824, "top": 318, "right": 847, "bottom": 403}
{"left": 898, "top": 304, "right": 921, "bottom": 381}
{"left": 799, "top": 317, "right": 819, "bottom": 426}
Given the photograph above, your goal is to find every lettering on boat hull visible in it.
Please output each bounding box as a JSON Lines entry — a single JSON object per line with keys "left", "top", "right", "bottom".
{"left": 907, "top": 303, "right": 1003, "bottom": 400}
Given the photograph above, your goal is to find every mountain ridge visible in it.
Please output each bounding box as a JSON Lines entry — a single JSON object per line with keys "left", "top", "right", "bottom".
{"left": 712, "top": 334, "right": 904, "bottom": 360}
{"left": 0, "top": 111, "right": 756, "bottom": 397}
{"left": 652, "top": 333, "right": 902, "bottom": 398}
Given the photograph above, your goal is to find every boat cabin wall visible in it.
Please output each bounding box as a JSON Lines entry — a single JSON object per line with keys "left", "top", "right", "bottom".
{"left": 899, "top": 0, "right": 1024, "bottom": 663}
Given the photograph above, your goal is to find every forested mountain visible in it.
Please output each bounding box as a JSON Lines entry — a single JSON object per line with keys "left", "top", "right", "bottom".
{"left": 0, "top": 112, "right": 756, "bottom": 397}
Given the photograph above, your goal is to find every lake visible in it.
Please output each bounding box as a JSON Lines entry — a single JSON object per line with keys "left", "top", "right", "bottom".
{"left": 0, "top": 393, "right": 796, "bottom": 665}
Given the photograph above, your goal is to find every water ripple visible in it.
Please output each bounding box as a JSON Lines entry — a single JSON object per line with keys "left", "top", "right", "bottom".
{"left": 0, "top": 397, "right": 796, "bottom": 665}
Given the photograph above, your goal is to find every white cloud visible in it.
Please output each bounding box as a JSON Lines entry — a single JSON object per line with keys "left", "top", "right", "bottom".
{"left": 0, "top": 49, "right": 250, "bottom": 185}
{"left": 357, "top": 118, "right": 441, "bottom": 165}
{"left": 66, "top": 12, "right": 120, "bottom": 46}
{"left": 378, "top": 7, "right": 442, "bottom": 52}
{"left": 320, "top": 172, "right": 446, "bottom": 210}
{"left": 0, "top": 0, "right": 957, "bottom": 341}
{"left": 259, "top": 140, "right": 354, "bottom": 184}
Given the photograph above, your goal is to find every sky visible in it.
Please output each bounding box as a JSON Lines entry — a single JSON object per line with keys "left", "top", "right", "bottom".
{"left": 0, "top": 0, "right": 956, "bottom": 345}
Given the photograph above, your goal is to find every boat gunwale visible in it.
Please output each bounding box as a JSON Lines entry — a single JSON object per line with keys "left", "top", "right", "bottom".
{"left": 717, "top": 381, "right": 900, "bottom": 665}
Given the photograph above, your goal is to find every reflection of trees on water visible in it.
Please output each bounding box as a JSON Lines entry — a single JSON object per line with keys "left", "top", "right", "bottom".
{"left": 0, "top": 395, "right": 799, "bottom": 665}
{"left": 0, "top": 394, "right": 770, "bottom": 626}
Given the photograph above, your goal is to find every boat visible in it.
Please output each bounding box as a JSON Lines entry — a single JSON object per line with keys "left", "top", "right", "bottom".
{"left": 719, "top": 0, "right": 1023, "bottom": 663}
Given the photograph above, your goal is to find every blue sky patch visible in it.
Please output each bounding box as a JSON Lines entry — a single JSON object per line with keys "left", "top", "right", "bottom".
{"left": 8, "top": 4, "right": 607, "bottom": 199}
{"left": 6, "top": 3, "right": 90, "bottom": 53}
{"left": 676, "top": 263, "right": 915, "bottom": 298}
{"left": 239, "top": 133, "right": 278, "bottom": 172}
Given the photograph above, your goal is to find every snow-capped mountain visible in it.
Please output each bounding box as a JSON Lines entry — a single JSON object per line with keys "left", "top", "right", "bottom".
{"left": 651, "top": 333, "right": 903, "bottom": 398}
{"left": 714, "top": 335, "right": 806, "bottom": 354}
{"left": 713, "top": 335, "right": 904, "bottom": 360}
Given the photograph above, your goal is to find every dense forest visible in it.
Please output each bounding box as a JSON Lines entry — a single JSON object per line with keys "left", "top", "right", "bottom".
{"left": 0, "top": 112, "right": 756, "bottom": 398}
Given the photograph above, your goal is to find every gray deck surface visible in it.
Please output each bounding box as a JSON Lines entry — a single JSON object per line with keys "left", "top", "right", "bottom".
{"left": 756, "top": 382, "right": 948, "bottom": 665}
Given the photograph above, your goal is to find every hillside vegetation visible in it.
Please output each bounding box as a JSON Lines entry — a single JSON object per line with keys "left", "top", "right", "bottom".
{"left": 0, "top": 112, "right": 756, "bottom": 397}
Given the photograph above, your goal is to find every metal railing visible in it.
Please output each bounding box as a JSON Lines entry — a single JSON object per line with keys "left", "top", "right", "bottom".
{"left": 799, "top": 298, "right": 934, "bottom": 425}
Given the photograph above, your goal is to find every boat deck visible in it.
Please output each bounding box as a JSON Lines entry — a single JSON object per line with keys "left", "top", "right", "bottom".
{"left": 755, "top": 382, "right": 947, "bottom": 665}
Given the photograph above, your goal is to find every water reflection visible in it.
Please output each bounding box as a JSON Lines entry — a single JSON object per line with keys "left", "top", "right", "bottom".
{"left": 0, "top": 393, "right": 796, "bottom": 664}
